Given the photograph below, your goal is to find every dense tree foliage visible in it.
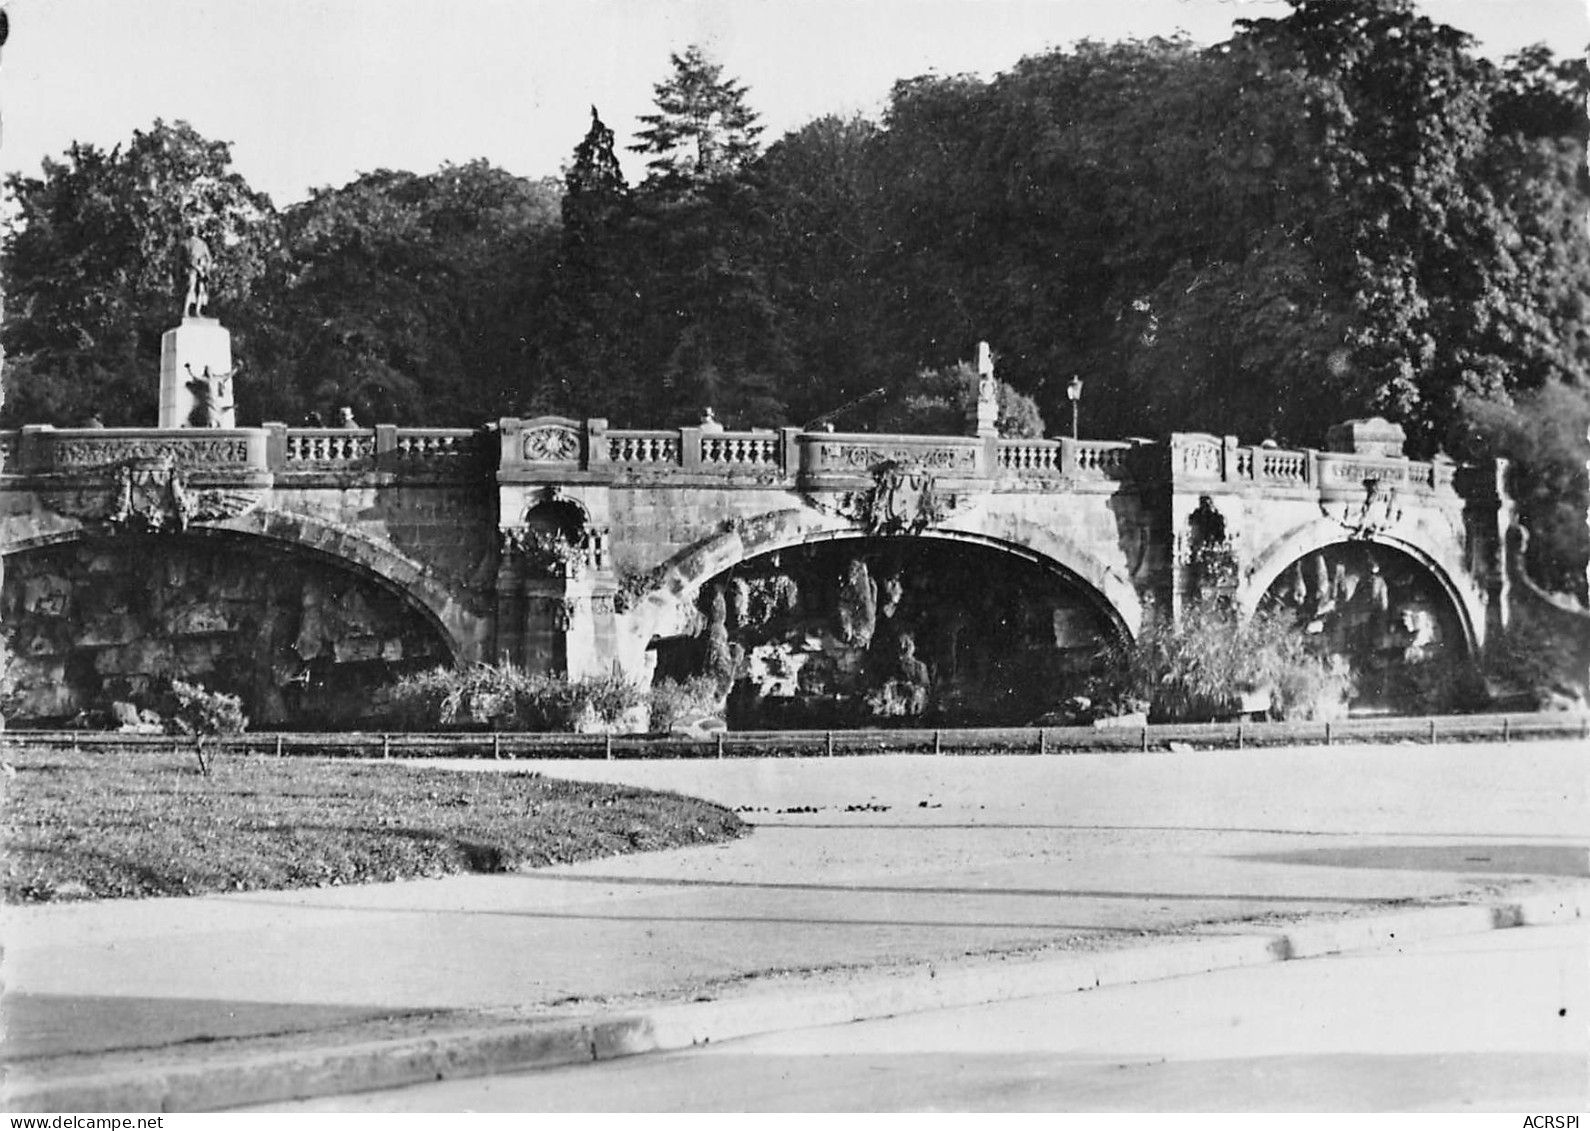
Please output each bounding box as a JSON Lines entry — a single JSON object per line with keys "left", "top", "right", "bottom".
{"left": 2, "top": 120, "right": 277, "bottom": 425}
{"left": 244, "top": 162, "right": 561, "bottom": 426}
{"left": 758, "top": 114, "right": 894, "bottom": 426}
{"left": 523, "top": 49, "right": 788, "bottom": 428}
{"left": 3, "top": 12, "right": 1585, "bottom": 586}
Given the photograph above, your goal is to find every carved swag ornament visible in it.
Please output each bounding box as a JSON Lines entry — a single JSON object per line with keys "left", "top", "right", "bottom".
{"left": 842, "top": 460, "right": 952, "bottom": 537}
{"left": 1329, "top": 478, "right": 1404, "bottom": 540}
{"left": 39, "top": 455, "right": 264, "bottom": 532}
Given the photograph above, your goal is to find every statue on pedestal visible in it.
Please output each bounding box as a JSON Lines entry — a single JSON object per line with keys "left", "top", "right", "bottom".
{"left": 181, "top": 232, "right": 213, "bottom": 318}
{"left": 160, "top": 222, "right": 234, "bottom": 427}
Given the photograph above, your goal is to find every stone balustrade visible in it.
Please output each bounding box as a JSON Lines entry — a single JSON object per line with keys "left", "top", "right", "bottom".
{"left": 700, "top": 431, "right": 783, "bottom": 469}
{"left": 594, "top": 422, "right": 799, "bottom": 477}
{"left": 281, "top": 427, "right": 375, "bottom": 468}
{"left": 994, "top": 437, "right": 1134, "bottom": 481}
{"left": 274, "top": 425, "right": 484, "bottom": 475}
{"left": 5, "top": 426, "right": 270, "bottom": 474}
{"left": 0, "top": 424, "right": 485, "bottom": 479}
{"left": 605, "top": 430, "right": 682, "bottom": 467}
{"left": 0, "top": 418, "right": 1463, "bottom": 500}
{"left": 1165, "top": 432, "right": 1452, "bottom": 496}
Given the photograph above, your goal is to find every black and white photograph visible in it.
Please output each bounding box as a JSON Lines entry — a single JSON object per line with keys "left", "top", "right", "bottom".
{"left": 0, "top": 0, "right": 1586, "bottom": 1117}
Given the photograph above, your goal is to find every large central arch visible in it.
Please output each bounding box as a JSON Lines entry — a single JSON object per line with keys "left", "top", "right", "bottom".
{"left": 620, "top": 509, "right": 1139, "bottom": 728}
{"left": 626, "top": 508, "right": 1141, "bottom": 648}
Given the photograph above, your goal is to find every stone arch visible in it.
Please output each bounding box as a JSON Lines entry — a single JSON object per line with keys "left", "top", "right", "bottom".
{"left": 619, "top": 507, "right": 1140, "bottom": 678}
{"left": 937, "top": 513, "right": 1144, "bottom": 639}
{"left": 217, "top": 511, "right": 471, "bottom": 659}
{"left": 2, "top": 517, "right": 468, "bottom": 660}
{"left": 1, "top": 520, "right": 466, "bottom": 725}
{"left": 2, "top": 512, "right": 471, "bottom": 659}
{"left": 4, "top": 518, "right": 454, "bottom": 649}
{"left": 1239, "top": 517, "right": 1483, "bottom": 656}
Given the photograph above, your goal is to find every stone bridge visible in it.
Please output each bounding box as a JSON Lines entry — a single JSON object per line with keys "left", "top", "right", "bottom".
{"left": 0, "top": 415, "right": 1512, "bottom": 726}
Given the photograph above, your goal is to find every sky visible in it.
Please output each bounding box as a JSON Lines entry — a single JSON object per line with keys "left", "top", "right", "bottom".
{"left": 1, "top": 0, "right": 1586, "bottom": 206}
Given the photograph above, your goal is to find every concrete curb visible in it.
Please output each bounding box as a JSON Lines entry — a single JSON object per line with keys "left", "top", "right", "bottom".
{"left": 8, "top": 885, "right": 1586, "bottom": 1113}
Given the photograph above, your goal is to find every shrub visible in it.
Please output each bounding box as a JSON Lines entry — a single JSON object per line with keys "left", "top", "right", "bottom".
{"left": 378, "top": 664, "right": 644, "bottom": 732}
{"left": 577, "top": 671, "right": 647, "bottom": 725}
{"left": 379, "top": 665, "right": 524, "bottom": 729}
{"left": 1100, "top": 599, "right": 1353, "bottom": 723}
{"left": 648, "top": 674, "right": 725, "bottom": 732}
{"left": 1483, "top": 614, "right": 1590, "bottom": 708}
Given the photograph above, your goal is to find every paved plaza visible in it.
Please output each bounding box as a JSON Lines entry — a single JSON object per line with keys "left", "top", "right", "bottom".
{"left": 2, "top": 740, "right": 1585, "bottom": 1110}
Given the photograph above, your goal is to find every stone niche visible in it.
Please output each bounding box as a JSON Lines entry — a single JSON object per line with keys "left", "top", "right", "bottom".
{"left": 1, "top": 536, "right": 452, "bottom": 727}
{"left": 1325, "top": 417, "right": 1407, "bottom": 459}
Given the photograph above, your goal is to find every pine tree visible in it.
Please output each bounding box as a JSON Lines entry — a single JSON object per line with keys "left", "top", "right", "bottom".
{"left": 631, "top": 45, "right": 763, "bottom": 191}
{"left": 563, "top": 106, "right": 629, "bottom": 242}
{"left": 521, "top": 107, "right": 648, "bottom": 421}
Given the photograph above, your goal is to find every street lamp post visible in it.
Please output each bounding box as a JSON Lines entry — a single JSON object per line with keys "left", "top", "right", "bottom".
{"left": 1067, "top": 376, "right": 1083, "bottom": 440}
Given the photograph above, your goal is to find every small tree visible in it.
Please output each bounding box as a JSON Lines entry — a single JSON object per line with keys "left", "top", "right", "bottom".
{"left": 164, "top": 679, "right": 248, "bottom": 776}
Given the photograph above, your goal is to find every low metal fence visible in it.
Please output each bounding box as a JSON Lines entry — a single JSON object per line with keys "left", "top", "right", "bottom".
{"left": 2, "top": 712, "right": 1585, "bottom": 760}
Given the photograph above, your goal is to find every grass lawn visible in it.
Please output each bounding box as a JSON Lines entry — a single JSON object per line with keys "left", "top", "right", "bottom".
{"left": 0, "top": 745, "right": 746, "bottom": 903}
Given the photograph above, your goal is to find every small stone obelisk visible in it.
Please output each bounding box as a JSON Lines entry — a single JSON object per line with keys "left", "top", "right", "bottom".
{"left": 158, "top": 232, "right": 235, "bottom": 428}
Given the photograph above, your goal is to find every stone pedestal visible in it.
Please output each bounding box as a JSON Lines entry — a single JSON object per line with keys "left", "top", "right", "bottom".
{"left": 1326, "top": 417, "right": 1406, "bottom": 459}
{"left": 969, "top": 341, "right": 998, "bottom": 437}
{"left": 159, "top": 317, "right": 234, "bottom": 429}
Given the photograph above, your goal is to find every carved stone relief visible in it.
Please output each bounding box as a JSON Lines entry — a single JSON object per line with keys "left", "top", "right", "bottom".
{"left": 38, "top": 457, "right": 265, "bottom": 532}
{"left": 521, "top": 425, "right": 582, "bottom": 463}
{"left": 1327, "top": 477, "right": 1404, "bottom": 539}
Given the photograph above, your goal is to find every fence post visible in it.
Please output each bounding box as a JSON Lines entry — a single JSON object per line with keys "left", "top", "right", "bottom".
{"left": 1038, "top": 728, "right": 1047, "bottom": 756}
{"left": 1236, "top": 722, "right": 1244, "bottom": 750}
{"left": 275, "top": 735, "right": 283, "bottom": 758}
{"left": 382, "top": 733, "right": 390, "bottom": 759}
{"left": 1325, "top": 721, "right": 1332, "bottom": 746}
{"left": 1502, "top": 716, "right": 1510, "bottom": 743}
{"left": 826, "top": 731, "right": 835, "bottom": 757}
{"left": 716, "top": 732, "right": 724, "bottom": 759}
{"left": 493, "top": 733, "right": 501, "bottom": 760}
{"left": 1140, "top": 726, "right": 1148, "bottom": 752}
{"left": 934, "top": 729, "right": 942, "bottom": 756}
{"left": 1428, "top": 717, "right": 1437, "bottom": 744}
{"left": 606, "top": 733, "right": 614, "bottom": 760}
